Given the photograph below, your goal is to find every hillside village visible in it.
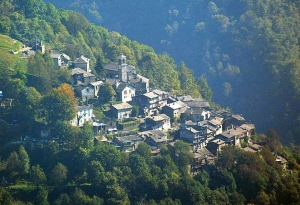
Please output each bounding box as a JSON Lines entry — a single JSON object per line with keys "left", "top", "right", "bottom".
{"left": 0, "top": 1, "right": 298, "bottom": 202}
{"left": 0, "top": 40, "right": 288, "bottom": 173}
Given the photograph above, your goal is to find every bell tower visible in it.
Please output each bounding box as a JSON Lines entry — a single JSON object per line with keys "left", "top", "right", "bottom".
{"left": 118, "top": 55, "right": 128, "bottom": 82}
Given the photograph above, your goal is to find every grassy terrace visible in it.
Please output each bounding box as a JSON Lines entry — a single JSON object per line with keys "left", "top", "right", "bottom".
{"left": 0, "top": 34, "right": 27, "bottom": 70}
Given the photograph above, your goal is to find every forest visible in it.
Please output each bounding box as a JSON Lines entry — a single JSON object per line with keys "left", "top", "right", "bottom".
{"left": 44, "top": 0, "right": 300, "bottom": 144}
{"left": 1, "top": 0, "right": 300, "bottom": 204}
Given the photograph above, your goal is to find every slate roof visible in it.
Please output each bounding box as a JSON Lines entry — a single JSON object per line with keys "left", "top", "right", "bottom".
{"left": 219, "top": 127, "right": 245, "bottom": 139}
{"left": 72, "top": 68, "right": 95, "bottom": 77}
{"left": 104, "top": 62, "right": 136, "bottom": 73}
{"left": 116, "top": 82, "right": 135, "bottom": 91}
{"left": 77, "top": 105, "right": 92, "bottom": 111}
{"left": 152, "top": 89, "right": 168, "bottom": 96}
{"left": 143, "top": 92, "right": 158, "bottom": 99}
{"left": 190, "top": 108, "right": 206, "bottom": 114}
{"left": 115, "top": 135, "right": 143, "bottom": 143}
{"left": 139, "top": 130, "right": 168, "bottom": 143}
{"left": 185, "top": 127, "right": 200, "bottom": 134}
{"left": 149, "top": 114, "right": 170, "bottom": 122}
{"left": 112, "top": 102, "right": 132, "bottom": 110}
{"left": 165, "top": 102, "right": 184, "bottom": 110}
{"left": 104, "top": 62, "right": 119, "bottom": 71}
{"left": 185, "top": 120, "right": 197, "bottom": 126}
{"left": 185, "top": 101, "right": 210, "bottom": 108}
{"left": 51, "top": 53, "right": 61, "bottom": 58}
{"left": 240, "top": 123, "right": 255, "bottom": 131}
{"left": 89, "top": 81, "right": 103, "bottom": 87}
{"left": 209, "top": 117, "right": 223, "bottom": 126}
{"left": 74, "top": 55, "right": 89, "bottom": 63}
{"left": 176, "top": 95, "right": 194, "bottom": 102}
{"left": 194, "top": 148, "right": 215, "bottom": 159}
{"left": 116, "top": 82, "right": 128, "bottom": 91}
{"left": 232, "top": 114, "right": 245, "bottom": 121}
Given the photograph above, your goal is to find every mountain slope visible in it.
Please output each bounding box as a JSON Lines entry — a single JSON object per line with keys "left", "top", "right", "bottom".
{"left": 45, "top": 0, "right": 300, "bottom": 143}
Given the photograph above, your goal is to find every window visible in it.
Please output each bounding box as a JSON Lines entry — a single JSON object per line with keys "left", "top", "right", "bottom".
{"left": 124, "top": 90, "right": 127, "bottom": 95}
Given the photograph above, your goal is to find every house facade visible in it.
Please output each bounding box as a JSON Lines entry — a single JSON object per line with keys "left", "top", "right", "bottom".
{"left": 71, "top": 105, "right": 93, "bottom": 127}
{"left": 189, "top": 108, "right": 211, "bottom": 122}
{"left": 180, "top": 127, "right": 206, "bottom": 151}
{"left": 115, "top": 82, "right": 136, "bottom": 102}
{"left": 113, "top": 135, "right": 144, "bottom": 151}
{"left": 162, "top": 101, "right": 188, "bottom": 119}
{"left": 215, "top": 127, "right": 249, "bottom": 146}
{"left": 89, "top": 81, "right": 103, "bottom": 98}
{"left": 145, "top": 114, "right": 171, "bottom": 131}
{"left": 51, "top": 53, "right": 71, "bottom": 67}
{"left": 111, "top": 102, "right": 132, "bottom": 120}
{"left": 74, "top": 85, "right": 95, "bottom": 102}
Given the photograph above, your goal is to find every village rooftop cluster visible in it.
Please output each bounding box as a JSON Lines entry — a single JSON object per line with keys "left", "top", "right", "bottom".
{"left": 1, "top": 45, "right": 287, "bottom": 171}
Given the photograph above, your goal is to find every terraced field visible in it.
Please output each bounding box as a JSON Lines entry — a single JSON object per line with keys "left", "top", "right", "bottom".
{"left": 0, "top": 34, "right": 27, "bottom": 71}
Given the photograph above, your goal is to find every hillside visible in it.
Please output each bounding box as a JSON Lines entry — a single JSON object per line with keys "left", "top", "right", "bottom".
{"left": 44, "top": 0, "right": 300, "bottom": 144}
{"left": 0, "top": 34, "right": 27, "bottom": 71}
{"left": 1, "top": 1, "right": 300, "bottom": 205}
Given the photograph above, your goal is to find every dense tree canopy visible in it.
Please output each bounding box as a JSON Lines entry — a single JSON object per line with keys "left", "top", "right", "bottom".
{"left": 42, "top": 83, "right": 77, "bottom": 124}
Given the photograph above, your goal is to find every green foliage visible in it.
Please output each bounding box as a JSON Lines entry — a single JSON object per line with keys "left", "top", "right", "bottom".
{"left": 99, "top": 82, "right": 116, "bottom": 103}
{"left": 42, "top": 83, "right": 77, "bottom": 125}
{"left": 18, "top": 145, "right": 30, "bottom": 176}
{"left": 49, "top": 162, "right": 68, "bottom": 186}
{"left": 30, "top": 164, "right": 47, "bottom": 185}
{"left": 90, "top": 143, "right": 124, "bottom": 171}
{"left": 178, "top": 62, "right": 202, "bottom": 98}
{"left": 79, "top": 122, "right": 94, "bottom": 149}
{"left": 131, "top": 105, "right": 139, "bottom": 117}
{"left": 172, "top": 140, "right": 193, "bottom": 173}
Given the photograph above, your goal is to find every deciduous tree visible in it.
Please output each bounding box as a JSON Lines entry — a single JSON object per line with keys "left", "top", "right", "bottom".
{"left": 49, "top": 162, "right": 68, "bottom": 186}
{"left": 42, "top": 83, "right": 77, "bottom": 125}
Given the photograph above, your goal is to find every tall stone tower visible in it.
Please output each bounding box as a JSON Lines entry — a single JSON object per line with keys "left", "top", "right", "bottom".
{"left": 118, "top": 55, "right": 128, "bottom": 82}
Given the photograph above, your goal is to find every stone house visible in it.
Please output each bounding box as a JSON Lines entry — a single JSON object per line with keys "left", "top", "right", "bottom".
{"left": 206, "top": 138, "right": 226, "bottom": 156}
{"left": 111, "top": 102, "right": 132, "bottom": 120}
{"left": 139, "top": 130, "right": 168, "bottom": 149}
{"left": 71, "top": 68, "right": 96, "bottom": 85}
{"left": 129, "top": 74, "right": 150, "bottom": 95}
{"left": 189, "top": 108, "right": 211, "bottom": 122}
{"left": 51, "top": 53, "right": 71, "bottom": 67}
{"left": 145, "top": 114, "right": 171, "bottom": 131}
{"left": 162, "top": 101, "right": 188, "bottom": 119}
{"left": 74, "top": 85, "right": 95, "bottom": 102}
{"left": 113, "top": 135, "right": 144, "bottom": 152}
{"left": 73, "top": 55, "right": 90, "bottom": 73}
{"left": 180, "top": 127, "right": 207, "bottom": 151}
{"left": 215, "top": 127, "right": 249, "bottom": 146}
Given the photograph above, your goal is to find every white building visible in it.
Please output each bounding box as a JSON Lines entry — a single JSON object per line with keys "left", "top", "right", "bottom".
{"left": 71, "top": 105, "right": 93, "bottom": 127}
